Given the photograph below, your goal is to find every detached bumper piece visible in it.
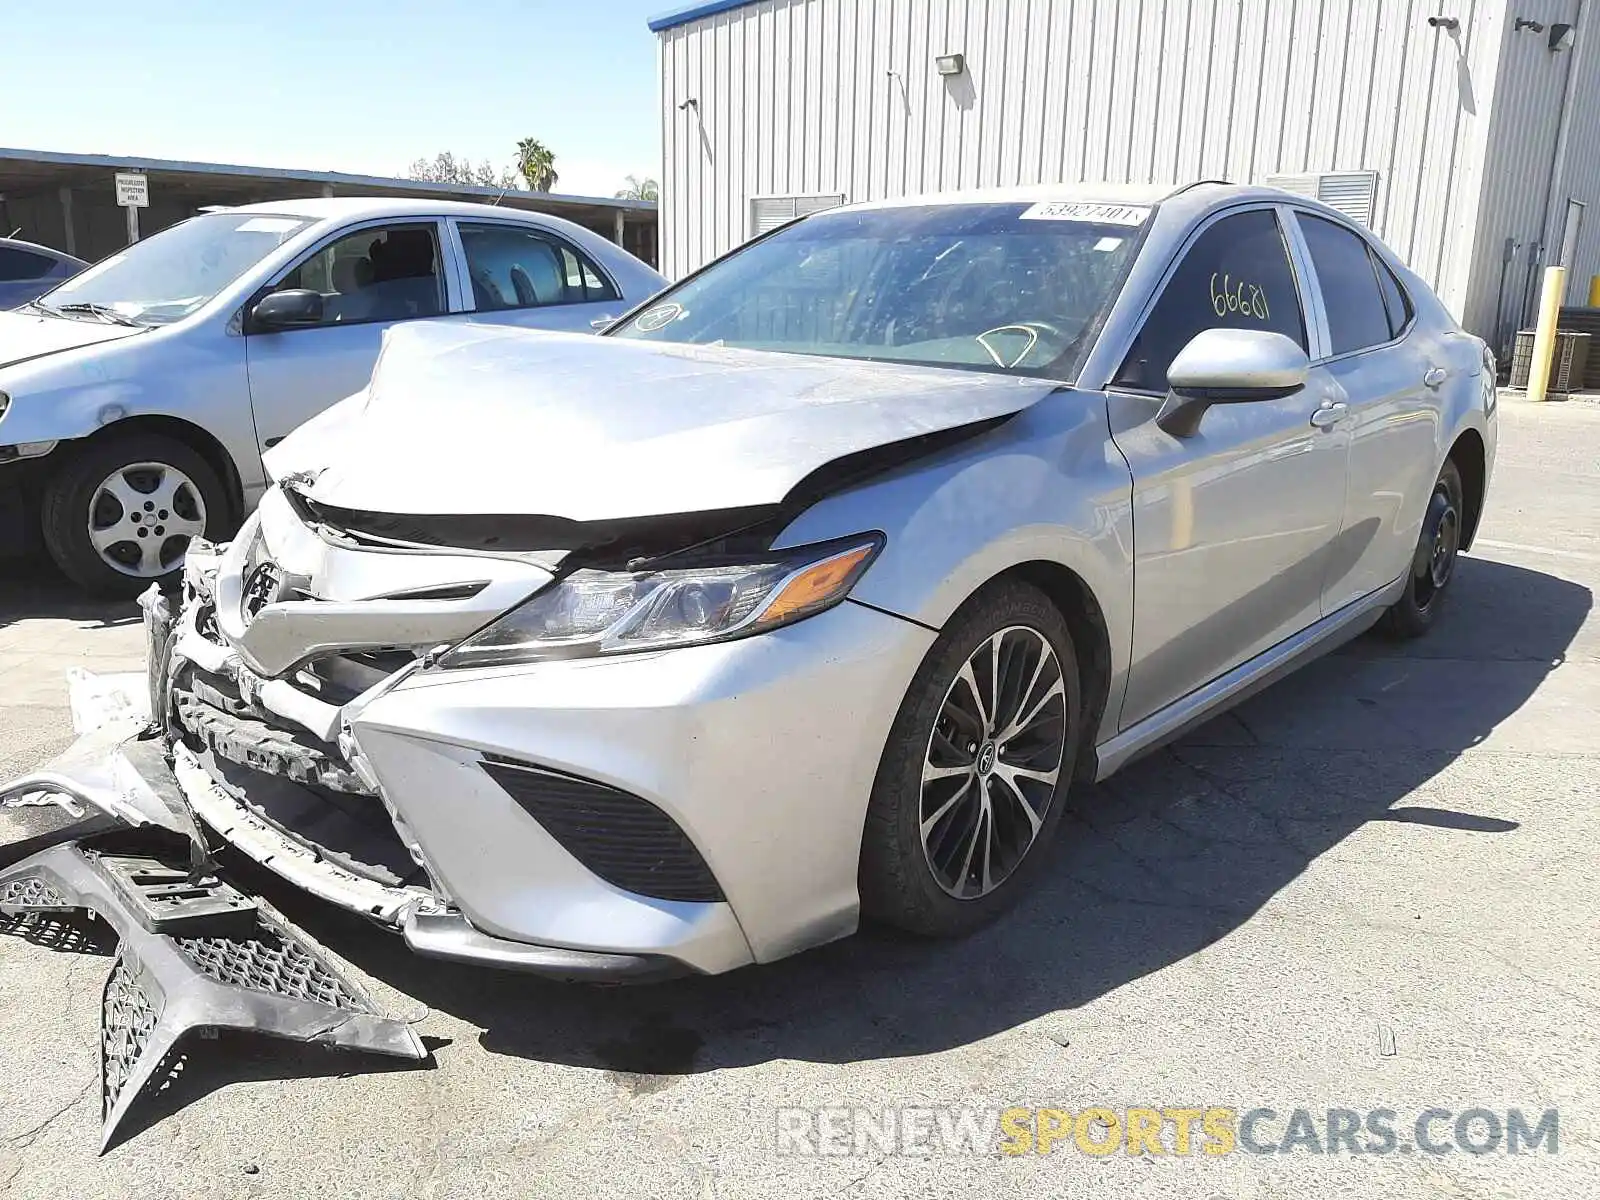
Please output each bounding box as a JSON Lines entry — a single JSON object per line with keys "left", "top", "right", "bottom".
{"left": 0, "top": 842, "right": 425, "bottom": 1152}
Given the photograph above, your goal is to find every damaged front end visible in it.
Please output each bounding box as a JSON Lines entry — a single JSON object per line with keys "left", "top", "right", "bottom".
{"left": 0, "top": 713, "right": 426, "bottom": 1153}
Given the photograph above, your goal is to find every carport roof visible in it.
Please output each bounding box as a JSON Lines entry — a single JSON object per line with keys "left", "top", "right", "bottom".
{"left": 0, "top": 146, "right": 655, "bottom": 226}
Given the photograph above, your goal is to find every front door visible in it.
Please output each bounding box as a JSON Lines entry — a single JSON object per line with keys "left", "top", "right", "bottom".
{"left": 1108, "top": 206, "right": 1350, "bottom": 729}
{"left": 244, "top": 220, "right": 455, "bottom": 452}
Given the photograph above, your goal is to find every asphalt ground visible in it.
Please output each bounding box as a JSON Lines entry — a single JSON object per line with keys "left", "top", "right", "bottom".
{"left": 1, "top": 395, "right": 1596, "bottom": 1199}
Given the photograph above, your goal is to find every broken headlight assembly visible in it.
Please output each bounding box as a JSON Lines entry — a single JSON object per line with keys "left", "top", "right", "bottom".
{"left": 437, "top": 534, "right": 884, "bottom": 670}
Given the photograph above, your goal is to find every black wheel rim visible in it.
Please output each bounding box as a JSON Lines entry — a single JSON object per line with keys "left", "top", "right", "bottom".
{"left": 919, "top": 625, "right": 1068, "bottom": 900}
{"left": 1413, "top": 481, "right": 1460, "bottom": 612}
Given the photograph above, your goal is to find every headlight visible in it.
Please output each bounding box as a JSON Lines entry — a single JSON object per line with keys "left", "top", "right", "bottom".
{"left": 437, "top": 534, "right": 883, "bottom": 670}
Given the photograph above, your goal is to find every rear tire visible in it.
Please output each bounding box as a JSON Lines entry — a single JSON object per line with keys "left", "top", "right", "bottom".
{"left": 1378, "top": 459, "right": 1465, "bottom": 640}
{"left": 859, "top": 579, "right": 1083, "bottom": 937}
{"left": 41, "top": 434, "right": 229, "bottom": 598}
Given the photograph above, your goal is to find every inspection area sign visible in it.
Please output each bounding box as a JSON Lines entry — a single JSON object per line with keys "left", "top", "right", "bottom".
{"left": 114, "top": 172, "right": 148, "bottom": 208}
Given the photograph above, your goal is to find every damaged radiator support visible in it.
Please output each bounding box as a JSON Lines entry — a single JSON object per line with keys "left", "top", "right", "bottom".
{"left": 0, "top": 802, "right": 426, "bottom": 1152}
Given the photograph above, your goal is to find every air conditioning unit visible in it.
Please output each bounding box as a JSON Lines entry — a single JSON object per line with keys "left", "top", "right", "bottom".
{"left": 748, "top": 193, "right": 846, "bottom": 237}
{"left": 1264, "top": 170, "right": 1380, "bottom": 226}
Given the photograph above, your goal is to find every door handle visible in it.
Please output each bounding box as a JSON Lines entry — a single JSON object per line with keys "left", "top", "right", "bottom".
{"left": 1309, "top": 402, "right": 1348, "bottom": 429}
{"left": 1423, "top": 366, "right": 1449, "bottom": 389}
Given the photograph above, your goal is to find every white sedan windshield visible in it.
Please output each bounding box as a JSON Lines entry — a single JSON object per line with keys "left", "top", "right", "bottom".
{"left": 39, "top": 212, "right": 312, "bottom": 325}
{"left": 612, "top": 202, "right": 1146, "bottom": 378}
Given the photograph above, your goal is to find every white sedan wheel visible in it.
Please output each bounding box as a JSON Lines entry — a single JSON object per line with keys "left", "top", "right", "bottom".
{"left": 86, "top": 461, "right": 208, "bottom": 579}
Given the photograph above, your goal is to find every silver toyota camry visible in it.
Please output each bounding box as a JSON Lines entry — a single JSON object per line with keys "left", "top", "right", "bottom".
{"left": 18, "top": 182, "right": 1497, "bottom": 981}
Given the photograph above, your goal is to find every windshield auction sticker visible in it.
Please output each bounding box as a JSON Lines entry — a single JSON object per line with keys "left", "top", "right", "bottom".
{"left": 1020, "top": 201, "right": 1150, "bottom": 225}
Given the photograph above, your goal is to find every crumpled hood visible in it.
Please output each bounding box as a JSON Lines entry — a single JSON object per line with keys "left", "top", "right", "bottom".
{"left": 0, "top": 308, "right": 143, "bottom": 370}
{"left": 276, "top": 321, "right": 1059, "bottom": 521}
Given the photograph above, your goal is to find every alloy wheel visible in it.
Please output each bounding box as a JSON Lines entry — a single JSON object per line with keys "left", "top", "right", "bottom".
{"left": 919, "top": 624, "right": 1068, "bottom": 899}
{"left": 87, "top": 462, "right": 208, "bottom": 579}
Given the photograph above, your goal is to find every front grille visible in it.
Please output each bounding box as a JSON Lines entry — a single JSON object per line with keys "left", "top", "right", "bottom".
{"left": 481, "top": 757, "right": 724, "bottom": 903}
{"left": 175, "top": 924, "right": 370, "bottom": 1011}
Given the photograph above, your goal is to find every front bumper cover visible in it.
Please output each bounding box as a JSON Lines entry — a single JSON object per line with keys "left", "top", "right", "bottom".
{"left": 0, "top": 781, "right": 426, "bottom": 1152}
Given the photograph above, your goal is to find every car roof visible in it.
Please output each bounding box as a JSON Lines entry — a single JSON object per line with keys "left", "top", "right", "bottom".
{"left": 0, "top": 235, "right": 84, "bottom": 264}
{"left": 215, "top": 196, "right": 581, "bottom": 224}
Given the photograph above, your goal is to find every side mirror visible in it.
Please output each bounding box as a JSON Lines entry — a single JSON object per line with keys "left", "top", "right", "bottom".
{"left": 1156, "top": 328, "right": 1309, "bottom": 437}
{"left": 250, "top": 288, "right": 324, "bottom": 332}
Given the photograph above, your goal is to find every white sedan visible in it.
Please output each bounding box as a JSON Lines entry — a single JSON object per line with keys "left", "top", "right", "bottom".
{"left": 0, "top": 198, "right": 663, "bottom": 593}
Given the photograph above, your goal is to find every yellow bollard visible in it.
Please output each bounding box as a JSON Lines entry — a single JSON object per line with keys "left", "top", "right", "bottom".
{"left": 1526, "top": 266, "right": 1567, "bottom": 403}
{"left": 1589, "top": 274, "right": 1600, "bottom": 307}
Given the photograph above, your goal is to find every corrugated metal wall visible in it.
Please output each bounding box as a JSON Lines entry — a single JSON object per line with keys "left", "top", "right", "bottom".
{"left": 1461, "top": 0, "right": 1587, "bottom": 350}
{"left": 658, "top": 0, "right": 1536, "bottom": 338}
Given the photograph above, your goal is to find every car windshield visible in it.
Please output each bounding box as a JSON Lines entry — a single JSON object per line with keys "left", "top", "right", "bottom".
{"left": 37, "top": 211, "right": 313, "bottom": 325}
{"left": 610, "top": 201, "right": 1147, "bottom": 378}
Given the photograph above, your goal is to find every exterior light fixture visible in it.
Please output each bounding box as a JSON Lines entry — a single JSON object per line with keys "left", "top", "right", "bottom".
{"left": 1427, "top": 15, "right": 1459, "bottom": 29}
{"left": 1550, "top": 22, "right": 1576, "bottom": 50}
{"left": 935, "top": 53, "right": 965, "bottom": 76}
{"left": 678, "top": 97, "right": 699, "bottom": 111}
{"left": 1514, "top": 17, "right": 1547, "bottom": 33}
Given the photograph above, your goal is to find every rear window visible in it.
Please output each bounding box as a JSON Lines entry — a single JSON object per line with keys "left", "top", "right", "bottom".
{"left": 0, "top": 246, "right": 54, "bottom": 281}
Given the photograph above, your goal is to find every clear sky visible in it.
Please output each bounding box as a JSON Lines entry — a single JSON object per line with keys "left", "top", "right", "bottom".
{"left": 6, "top": 0, "right": 672, "bottom": 198}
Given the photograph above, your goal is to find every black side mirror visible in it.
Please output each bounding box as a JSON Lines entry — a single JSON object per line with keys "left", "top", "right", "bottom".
{"left": 250, "top": 288, "right": 324, "bottom": 332}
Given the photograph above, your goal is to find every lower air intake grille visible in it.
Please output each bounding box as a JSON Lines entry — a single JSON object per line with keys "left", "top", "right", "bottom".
{"left": 480, "top": 757, "right": 724, "bottom": 903}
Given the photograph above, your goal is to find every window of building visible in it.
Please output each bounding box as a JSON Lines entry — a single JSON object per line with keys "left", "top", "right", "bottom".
{"left": 1114, "top": 209, "right": 1307, "bottom": 392}
{"left": 748, "top": 194, "right": 846, "bottom": 237}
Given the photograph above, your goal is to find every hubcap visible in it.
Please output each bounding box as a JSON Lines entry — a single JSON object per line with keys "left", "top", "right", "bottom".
{"left": 86, "top": 462, "right": 207, "bottom": 578}
{"left": 919, "top": 625, "right": 1068, "bottom": 900}
{"left": 1413, "top": 482, "right": 1460, "bottom": 610}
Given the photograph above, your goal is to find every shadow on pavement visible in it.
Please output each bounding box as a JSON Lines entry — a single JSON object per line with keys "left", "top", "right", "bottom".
{"left": 0, "top": 556, "right": 140, "bottom": 630}
{"left": 264, "top": 553, "right": 1591, "bottom": 1083}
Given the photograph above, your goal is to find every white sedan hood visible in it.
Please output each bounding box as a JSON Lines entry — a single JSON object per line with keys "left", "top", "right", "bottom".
{"left": 0, "top": 309, "right": 142, "bottom": 369}
{"left": 278, "top": 321, "right": 1059, "bottom": 521}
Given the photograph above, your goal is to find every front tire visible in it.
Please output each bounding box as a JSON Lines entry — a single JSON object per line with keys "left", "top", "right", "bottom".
{"left": 1379, "top": 459, "right": 1465, "bottom": 639}
{"left": 859, "top": 579, "right": 1083, "bottom": 937}
{"left": 40, "top": 434, "right": 229, "bottom": 597}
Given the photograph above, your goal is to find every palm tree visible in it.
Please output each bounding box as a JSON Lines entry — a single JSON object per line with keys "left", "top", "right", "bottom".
{"left": 615, "top": 175, "right": 660, "bottom": 201}
{"left": 516, "top": 139, "right": 559, "bottom": 192}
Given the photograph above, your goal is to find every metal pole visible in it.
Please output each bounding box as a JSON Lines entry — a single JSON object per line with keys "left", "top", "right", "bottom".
{"left": 613, "top": 209, "right": 625, "bottom": 246}
{"left": 1537, "top": 0, "right": 1589, "bottom": 278}
{"left": 125, "top": 202, "right": 140, "bottom": 245}
{"left": 58, "top": 187, "right": 76, "bottom": 257}
{"left": 1526, "top": 266, "right": 1567, "bottom": 403}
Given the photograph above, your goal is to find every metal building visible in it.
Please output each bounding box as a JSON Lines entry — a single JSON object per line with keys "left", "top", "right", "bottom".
{"left": 651, "top": 0, "right": 1600, "bottom": 350}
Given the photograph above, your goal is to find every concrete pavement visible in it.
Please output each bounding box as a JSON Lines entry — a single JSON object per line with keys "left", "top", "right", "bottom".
{"left": 0, "top": 397, "right": 1596, "bottom": 1199}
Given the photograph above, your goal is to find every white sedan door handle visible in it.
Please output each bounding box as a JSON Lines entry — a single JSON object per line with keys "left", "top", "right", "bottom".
{"left": 1423, "top": 366, "right": 1449, "bottom": 389}
{"left": 1309, "top": 401, "right": 1349, "bottom": 429}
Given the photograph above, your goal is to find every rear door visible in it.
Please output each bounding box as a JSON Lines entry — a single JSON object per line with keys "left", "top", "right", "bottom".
{"left": 1107, "top": 205, "right": 1351, "bottom": 728}
{"left": 1286, "top": 210, "right": 1443, "bottom": 610}
{"left": 448, "top": 219, "right": 624, "bottom": 333}
{"left": 243, "top": 219, "right": 462, "bottom": 451}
